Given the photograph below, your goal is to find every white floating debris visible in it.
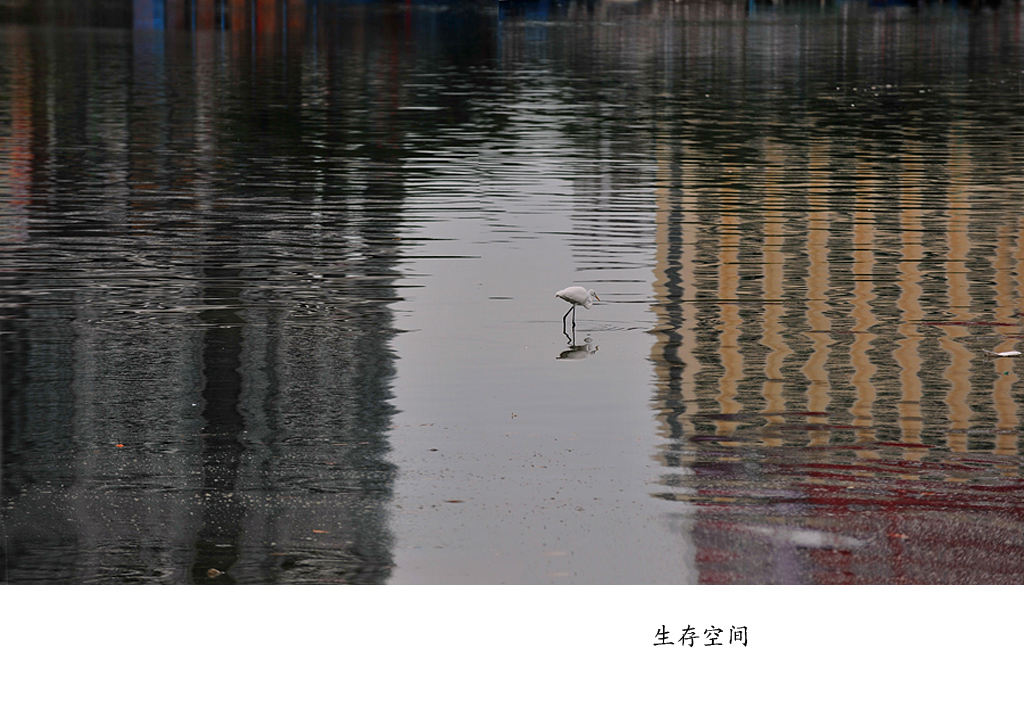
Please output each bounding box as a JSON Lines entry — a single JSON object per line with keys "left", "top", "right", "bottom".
{"left": 744, "top": 526, "right": 864, "bottom": 550}
{"left": 989, "top": 350, "right": 1022, "bottom": 357}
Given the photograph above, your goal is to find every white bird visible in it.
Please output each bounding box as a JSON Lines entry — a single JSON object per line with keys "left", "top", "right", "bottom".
{"left": 555, "top": 286, "right": 599, "bottom": 334}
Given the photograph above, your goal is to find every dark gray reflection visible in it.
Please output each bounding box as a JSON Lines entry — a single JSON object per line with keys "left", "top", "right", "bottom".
{"left": 193, "top": 253, "right": 247, "bottom": 584}
{"left": 0, "top": 1, "right": 503, "bottom": 583}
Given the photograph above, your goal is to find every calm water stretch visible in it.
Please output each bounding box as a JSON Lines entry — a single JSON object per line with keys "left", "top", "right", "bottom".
{"left": 3, "top": 0, "right": 1024, "bottom": 583}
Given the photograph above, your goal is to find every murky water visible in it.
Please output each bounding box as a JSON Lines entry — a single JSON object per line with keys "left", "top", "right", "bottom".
{"left": 3, "top": 0, "right": 1024, "bottom": 583}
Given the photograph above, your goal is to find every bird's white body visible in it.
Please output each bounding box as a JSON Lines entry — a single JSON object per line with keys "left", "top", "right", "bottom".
{"left": 555, "top": 286, "right": 599, "bottom": 310}
{"left": 556, "top": 286, "right": 599, "bottom": 339}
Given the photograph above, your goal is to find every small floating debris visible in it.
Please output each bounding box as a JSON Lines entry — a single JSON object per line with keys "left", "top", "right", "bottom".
{"left": 744, "top": 526, "right": 865, "bottom": 550}
{"left": 988, "top": 350, "right": 1022, "bottom": 357}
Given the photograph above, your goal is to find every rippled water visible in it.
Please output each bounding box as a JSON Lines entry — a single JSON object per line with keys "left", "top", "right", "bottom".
{"left": 3, "top": 0, "right": 1024, "bottom": 583}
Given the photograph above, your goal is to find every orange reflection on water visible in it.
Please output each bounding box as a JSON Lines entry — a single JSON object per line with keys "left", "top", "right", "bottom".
{"left": 761, "top": 141, "right": 790, "bottom": 448}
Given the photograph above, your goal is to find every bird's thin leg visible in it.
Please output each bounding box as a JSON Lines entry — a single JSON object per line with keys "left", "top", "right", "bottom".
{"left": 572, "top": 306, "right": 576, "bottom": 329}
{"left": 562, "top": 306, "right": 572, "bottom": 335}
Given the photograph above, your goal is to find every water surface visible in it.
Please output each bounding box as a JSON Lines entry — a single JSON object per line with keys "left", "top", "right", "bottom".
{"left": 3, "top": 0, "right": 1024, "bottom": 583}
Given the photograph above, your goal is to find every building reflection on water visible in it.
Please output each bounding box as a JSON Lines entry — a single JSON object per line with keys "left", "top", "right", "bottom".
{"left": 3, "top": 0, "right": 1024, "bottom": 583}
{"left": 644, "top": 8, "right": 1024, "bottom": 582}
{"left": 0, "top": 0, "right": 460, "bottom": 583}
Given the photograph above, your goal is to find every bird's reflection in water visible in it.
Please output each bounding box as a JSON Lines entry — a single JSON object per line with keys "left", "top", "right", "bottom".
{"left": 557, "top": 336, "right": 598, "bottom": 360}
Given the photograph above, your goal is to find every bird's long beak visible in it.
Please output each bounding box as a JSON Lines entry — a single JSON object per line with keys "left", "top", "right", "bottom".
{"left": 594, "top": 294, "right": 600, "bottom": 301}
